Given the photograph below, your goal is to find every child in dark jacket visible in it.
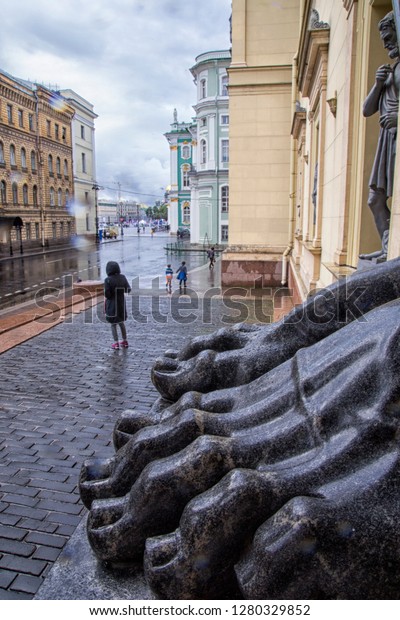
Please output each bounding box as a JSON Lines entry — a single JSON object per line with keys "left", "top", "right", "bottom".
{"left": 176, "top": 261, "right": 187, "bottom": 292}
{"left": 104, "top": 261, "right": 131, "bottom": 350}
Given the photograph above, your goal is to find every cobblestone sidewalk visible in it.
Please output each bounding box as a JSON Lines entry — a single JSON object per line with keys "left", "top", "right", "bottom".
{"left": 0, "top": 292, "right": 272, "bottom": 599}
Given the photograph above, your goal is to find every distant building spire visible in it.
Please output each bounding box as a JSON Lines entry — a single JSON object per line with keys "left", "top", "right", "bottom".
{"left": 173, "top": 108, "right": 178, "bottom": 123}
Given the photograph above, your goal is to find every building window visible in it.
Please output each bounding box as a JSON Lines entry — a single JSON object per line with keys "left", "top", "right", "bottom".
{"left": 67, "top": 221, "right": 72, "bottom": 235}
{"left": 62, "top": 127, "right": 66, "bottom": 141}
{"left": 10, "top": 144, "right": 16, "bottom": 167}
{"left": 200, "top": 78, "right": 207, "bottom": 99}
{"left": 0, "top": 181, "right": 6, "bottom": 204}
{"left": 201, "top": 117, "right": 207, "bottom": 127}
{"left": 55, "top": 124, "right": 59, "bottom": 140}
{"left": 65, "top": 189, "right": 70, "bottom": 206}
{"left": 12, "top": 182, "right": 18, "bottom": 205}
{"left": 35, "top": 222, "right": 39, "bottom": 239}
{"left": 221, "top": 139, "right": 229, "bottom": 163}
{"left": 86, "top": 213, "right": 90, "bottom": 231}
{"left": 21, "top": 148, "right": 27, "bottom": 169}
{"left": 23, "top": 184, "right": 28, "bottom": 206}
{"left": 48, "top": 154, "right": 53, "bottom": 175}
{"left": 31, "top": 150, "right": 37, "bottom": 172}
{"left": 80, "top": 125, "right": 85, "bottom": 139}
{"left": 28, "top": 114, "right": 34, "bottom": 131}
{"left": 18, "top": 109, "right": 24, "bottom": 127}
{"left": 181, "top": 144, "right": 190, "bottom": 159}
{"left": 221, "top": 75, "right": 228, "bottom": 96}
{"left": 60, "top": 222, "right": 64, "bottom": 237}
{"left": 58, "top": 188, "right": 62, "bottom": 206}
{"left": 0, "top": 142, "right": 4, "bottom": 164}
{"left": 33, "top": 185, "right": 38, "bottom": 207}
{"left": 200, "top": 139, "right": 207, "bottom": 164}
{"left": 25, "top": 223, "right": 31, "bottom": 240}
{"left": 50, "top": 187, "right": 55, "bottom": 206}
{"left": 7, "top": 104, "right": 13, "bottom": 123}
{"left": 46, "top": 120, "right": 51, "bottom": 136}
{"left": 64, "top": 159, "right": 68, "bottom": 176}
{"left": 221, "top": 224, "right": 229, "bottom": 242}
{"left": 52, "top": 222, "right": 57, "bottom": 239}
{"left": 56, "top": 157, "right": 61, "bottom": 176}
{"left": 182, "top": 165, "right": 190, "bottom": 188}
{"left": 221, "top": 114, "right": 229, "bottom": 125}
{"left": 82, "top": 152, "right": 86, "bottom": 173}
{"left": 182, "top": 203, "right": 190, "bottom": 225}
{"left": 221, "top": 186, "right": 229, "bottom": 212}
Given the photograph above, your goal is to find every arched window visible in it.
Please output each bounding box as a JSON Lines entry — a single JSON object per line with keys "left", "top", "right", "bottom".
{"left": 56, "top": 157, "right": 61, "bottom": 175}
{"left": 21, "top": 148, "right": 27, "bottom": 169}
{"left": 65, "top": 189, "right": 70, "bottom": 206}
{"left": 182, "top": 144, "right": 190, "bottom": 159}
{"left": 181, "top": 164, "right": 191, "bottom": 188}
{"left": 12, "top": 182, "right": 18, "bottom": 205}
{"left": 50, "top": 187, "right": 55, "bottom": 206}
{"left": 48, "top": 154, "right": 53, "bottom": 175}
{"left": 58, "top": 188, "right": 62, "bottom": 206}
{"left": 0, "top": 181, "right": 6, "bottom": 204}
{"left": 200, "top": 78, "right": 207, "bottom": 99}
{"left": 23, "top": 184, "right": 29, "bottom": 206}
{"left": 182, "top": 203, "right": 190, "bottom": 225}
{"left": 10, "top": 144, "right": 16, "bottom": 166}
{"left": 31, "top": 150, "right": 37, "bottom": 171}
{"left": 221, "top": 186, "right": 229, "bottom": 212}
{"left": 200, "top": 139, "right": 207, "bottom": 164}
{"left": 0, "top": 142, "right": 5, "bottom": 164}
{"left": 33, "top": 185, "right": 38, "bottom": 207}
{"left": 64, "top": 159, "right": 68, "bottom": 176}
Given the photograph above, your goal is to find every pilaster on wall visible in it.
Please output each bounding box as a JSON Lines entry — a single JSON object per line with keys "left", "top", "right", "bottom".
{"left": 231, "top": 0, "right": 247, "bottom": 68}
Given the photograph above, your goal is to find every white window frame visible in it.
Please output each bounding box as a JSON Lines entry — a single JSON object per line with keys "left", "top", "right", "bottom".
{"left": 200, "top": 78, "right": 207, "bottom": 99}
{"left": 221, "top": 185, "right": 229, "bottom": 213}
{"left": 200, "top": 139, "right": 207, "bottom": 164}
{"left": 221, "top": 224, "right": 229, "bottom": 242}
{"left": 221, "top": 74, "right": 229, "bottom": 96}
{"left": 221, "top": 139, "right": 229, "bottom": 164}
{"left": 220, "top": 114, "right": 229, "bottom": 126}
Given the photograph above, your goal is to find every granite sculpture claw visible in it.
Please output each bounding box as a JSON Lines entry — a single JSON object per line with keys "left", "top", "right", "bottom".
{"left": 80, "top": 258, "right": 400, "bottom": 599}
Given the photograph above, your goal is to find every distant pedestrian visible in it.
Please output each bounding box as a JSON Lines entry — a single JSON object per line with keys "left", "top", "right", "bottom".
{"left": 165, "top": 264, "right": 173, "bottom": 293}
{"left": 176, "top": 261, "right": 187, "bottom": 292}
{"left": 104, "top": 261, "right": 131, "bottom": 350}
{"left": 207, "top": 246, "right": 215, "bottom": 269}
{"left": 137, "top": 226, "right": 140, "bottom": 235}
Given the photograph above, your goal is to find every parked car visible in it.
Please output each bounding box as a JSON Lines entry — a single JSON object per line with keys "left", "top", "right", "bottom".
{"left": 177, "top": 227, "right": 190, "bottom": 238}
{"left": 101, "top": 226, "right": 118, "bottom": 239}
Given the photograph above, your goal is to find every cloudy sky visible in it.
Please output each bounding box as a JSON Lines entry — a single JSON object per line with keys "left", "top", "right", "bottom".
{"left": 0, "top": 0, "right": 232, "bottom": 204}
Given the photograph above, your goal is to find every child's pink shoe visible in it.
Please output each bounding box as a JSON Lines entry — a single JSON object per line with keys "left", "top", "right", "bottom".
{"left": 119, "top": 340, "right": 129, "bottom": 348}
{"left": 111, "top": 342, "right": 120, "bottom": 350}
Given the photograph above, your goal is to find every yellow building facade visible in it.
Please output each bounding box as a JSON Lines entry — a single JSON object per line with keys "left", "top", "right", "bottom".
{"left": 225, "top": 0, "right": 400, "bottom": 304}
{"left": 0, "top": 70, "right": 75, "bottom": 255}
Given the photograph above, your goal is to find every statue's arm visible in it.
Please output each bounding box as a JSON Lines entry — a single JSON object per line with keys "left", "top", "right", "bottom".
{"left": 363, "top": 64, "right": 392, "bottom": 117}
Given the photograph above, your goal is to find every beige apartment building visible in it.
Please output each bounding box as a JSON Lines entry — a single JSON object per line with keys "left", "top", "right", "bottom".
{"left": 225, "top": 0, "right": 400, "bottom": 305}
{"left": 0, "top": 70, "right": 75, "bottom": 255}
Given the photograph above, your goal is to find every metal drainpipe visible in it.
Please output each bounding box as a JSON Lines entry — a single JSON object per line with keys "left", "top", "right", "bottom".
{"left": 281, "top": 53, "right": 298, "bottom": 286}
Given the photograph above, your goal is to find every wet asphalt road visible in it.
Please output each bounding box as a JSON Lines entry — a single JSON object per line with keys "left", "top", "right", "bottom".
{"left": 0, "top": 229, "right": 209, "bottom": 309}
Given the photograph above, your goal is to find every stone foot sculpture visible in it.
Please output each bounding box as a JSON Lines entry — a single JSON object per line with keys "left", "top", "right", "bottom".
{"left": 81, "top": 288, "right": 400, "bottom": 598}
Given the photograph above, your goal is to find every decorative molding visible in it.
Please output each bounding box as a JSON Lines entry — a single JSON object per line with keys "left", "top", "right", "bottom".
{"left": 309, "top": 9, "right": 330, "bottom": 30}
{"left": 327, "top": 92, "right": 337, "bottom": 117}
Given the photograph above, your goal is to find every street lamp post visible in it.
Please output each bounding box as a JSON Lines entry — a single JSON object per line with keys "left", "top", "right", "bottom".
{"left": 92, "top": 183, "right": 103, "bottom": 244}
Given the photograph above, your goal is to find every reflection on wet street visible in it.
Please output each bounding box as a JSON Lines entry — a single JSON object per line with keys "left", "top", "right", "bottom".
{"left": 0, "top": 230, "right": 209, "bottom": 309}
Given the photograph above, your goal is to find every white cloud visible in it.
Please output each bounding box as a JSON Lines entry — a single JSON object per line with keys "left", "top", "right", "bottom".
{"left": 0, "top": 0, "right": 231, "bottom": 204}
